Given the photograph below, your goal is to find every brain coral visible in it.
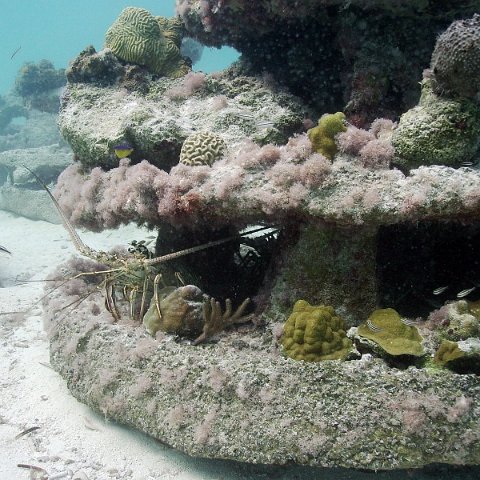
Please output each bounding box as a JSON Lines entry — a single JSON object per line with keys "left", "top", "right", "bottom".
{"left": 357, "top": 308, "right": 424, "bottom": 357}
{"left": 179, "top": 131, "right": 227, "bottom": 166}
{"left": 430, "top": 14, "right": 480, "bottom": 98}
{"left": 281, "top": 300, "right": 352, "bottom": 362}
{"left": 105, "top": 7, "right": 189, "bottom": 78}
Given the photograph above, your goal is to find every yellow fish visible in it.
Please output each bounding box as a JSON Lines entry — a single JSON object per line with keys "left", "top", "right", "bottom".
{"left": 113, "top": 143, "right": 134, "bottom": 159}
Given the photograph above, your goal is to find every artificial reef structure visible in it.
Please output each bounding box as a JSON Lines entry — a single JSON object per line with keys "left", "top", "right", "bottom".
{"left": 40, "top": 2, "right": 480, "bottom": 471}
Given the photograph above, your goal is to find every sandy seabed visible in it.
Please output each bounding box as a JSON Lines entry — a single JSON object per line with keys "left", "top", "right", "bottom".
{"left": 1, "top": 208, "right": 480, "bottom": 480}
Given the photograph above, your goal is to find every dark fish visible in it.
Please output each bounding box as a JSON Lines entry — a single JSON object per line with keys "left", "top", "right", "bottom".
{"left": 10, "top": 46, "right": 21, "bottom": 59}
{"left": 0, "top": 245, "right": 11, "bottom": 255}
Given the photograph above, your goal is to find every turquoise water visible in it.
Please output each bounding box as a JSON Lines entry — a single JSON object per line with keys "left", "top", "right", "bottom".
{"left": 0, "top": 0, "right": 238, "bottom": 95}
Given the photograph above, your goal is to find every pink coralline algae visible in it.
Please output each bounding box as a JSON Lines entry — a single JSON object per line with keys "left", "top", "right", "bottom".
{"left": 54, "top": 131, "right": 480, "bottom": 231}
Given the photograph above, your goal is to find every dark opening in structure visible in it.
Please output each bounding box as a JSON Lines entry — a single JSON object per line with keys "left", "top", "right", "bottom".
{"left": 376, "top": 221, "right": 480, "bottom": 318}
{"left": 155, "top": 224, "right": 279, "bottom": 308}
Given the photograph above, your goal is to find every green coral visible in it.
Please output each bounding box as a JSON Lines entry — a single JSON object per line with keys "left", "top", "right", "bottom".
{"left": 105, "top": 7, "right": 189, "bottom": 78}
{"left": 357, "top": 308, "right": 424, "bottom": 357}
{"left": 433, "top": 339, "right": 466, "bottom": 367}
{"left": 307, "top": 112, "right": 347, "bottom": 160}
{"left": 179, "top": 131, "right": 227, "bottom": 166}
{"left": 281, "top": 300, "right": 352, "bottom": 362}
{"left": 392, "top": 79, "right": 480, "bottom": 169}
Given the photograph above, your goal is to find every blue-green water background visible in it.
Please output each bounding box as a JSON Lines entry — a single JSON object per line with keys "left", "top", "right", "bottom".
{"left": 0, "top": 0, "right": 238, "bottom": 95}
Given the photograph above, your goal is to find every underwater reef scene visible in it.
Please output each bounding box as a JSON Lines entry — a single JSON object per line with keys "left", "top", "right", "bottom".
{"left": 35, "top": 0, "right": 480, "bottom": 472}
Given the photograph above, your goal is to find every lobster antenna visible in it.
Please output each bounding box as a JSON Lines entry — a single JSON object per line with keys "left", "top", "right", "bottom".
{"left": 23, "top": 166, "right": 93, "bottom": 256}
{"left": 145, "top": 225, "right": 276, "bottom": 266}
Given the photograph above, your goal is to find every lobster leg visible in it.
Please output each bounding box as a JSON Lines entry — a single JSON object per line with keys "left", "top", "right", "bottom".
{"left": 153, "top": 273, "right": 163, "bottom": 323}
{"left": 104, "top": 278, "right": 121, "bottom": 322}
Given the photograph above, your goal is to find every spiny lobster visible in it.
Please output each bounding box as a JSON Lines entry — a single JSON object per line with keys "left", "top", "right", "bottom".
{"left": 25, "top": 166, "right": 270, "bottom": 333}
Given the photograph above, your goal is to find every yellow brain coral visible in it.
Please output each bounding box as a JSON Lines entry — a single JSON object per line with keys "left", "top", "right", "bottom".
{"left": 105, "top": 7, "right": 189, "bottom": 78}
{"left": 357, "top": 308, "right": 424, "bottom": 357}
{"left": 179, "top": 131, "right": 227, "bottom": 166}
{"left": 281, "top": 300, "right": 352, "bottom": 362}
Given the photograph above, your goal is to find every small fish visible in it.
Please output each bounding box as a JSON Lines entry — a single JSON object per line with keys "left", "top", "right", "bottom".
{"left": 461, "top": 161, "right": 475, "bottom": 167}
{"left": 255, "top": 120, "right": 275, "bottom": 131}
{"left": 366, "top": 319, "right": 383, "bottom": 332}
{"left": 432, "top": 286, "right": 448, "bottom": 295}
{"left": 233, "top": 111, "right": 255, "bottom": 120}
{"left": 83, "top": 416, "right": 101, "bottom": 431}
{"left": 0, "top": 245, "right": 11, "bottom": 255}
{"left": 457, "top": 286, "right": 476, "bottom": 298}
{"left": 401, "top": 318, "right": 419, "bottom": 327}
{"left": 14, "top": 426, "right": 40, "bottom": 440}
{"left": 10, "top": 46, "right": 21, "bottom": 59}
{"left": 113, "top": 143, "right": 134, "bottom": 159}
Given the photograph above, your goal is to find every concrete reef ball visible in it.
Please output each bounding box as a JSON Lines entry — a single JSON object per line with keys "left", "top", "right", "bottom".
{"left": 105, "top": 7, "right": 189, "bottom": 78}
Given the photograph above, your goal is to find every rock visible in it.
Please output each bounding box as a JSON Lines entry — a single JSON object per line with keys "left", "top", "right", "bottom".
{"left": 0, "top": 144, "right": 72, "bottom": 222}
{"left": 44, "top": 265, "right": 480, "bottom": 470}
{"left": 177, "top": 0, "right": 478, "bottom": 124}
{"left": 58, "top": 64, "right": 305, "bottom": 169}
{"left": 392, "top": 79, "right": 480, "bottom": 169}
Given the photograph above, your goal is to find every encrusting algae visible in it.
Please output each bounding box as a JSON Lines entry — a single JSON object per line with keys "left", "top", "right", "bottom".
{"left": 357, "top": 308, "right": 424, "bottom": 357}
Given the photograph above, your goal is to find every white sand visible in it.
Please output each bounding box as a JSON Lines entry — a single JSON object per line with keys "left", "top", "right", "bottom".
{"left": 0, "top": 209, "right": 321, "bottom": 480}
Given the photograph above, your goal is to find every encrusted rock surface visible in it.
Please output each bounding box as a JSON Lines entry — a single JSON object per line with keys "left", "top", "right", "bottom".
{"left": 53, "top": 152, "right": 480, "bottom": 230}
{"left": 43, "top": 265, "right": 480, "bottom": 470}
{"left": 177, "top": 0, "right": 479, "bottom": 123}
{"left": 59, "top": 63, "right": 305, "bottom": 169}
